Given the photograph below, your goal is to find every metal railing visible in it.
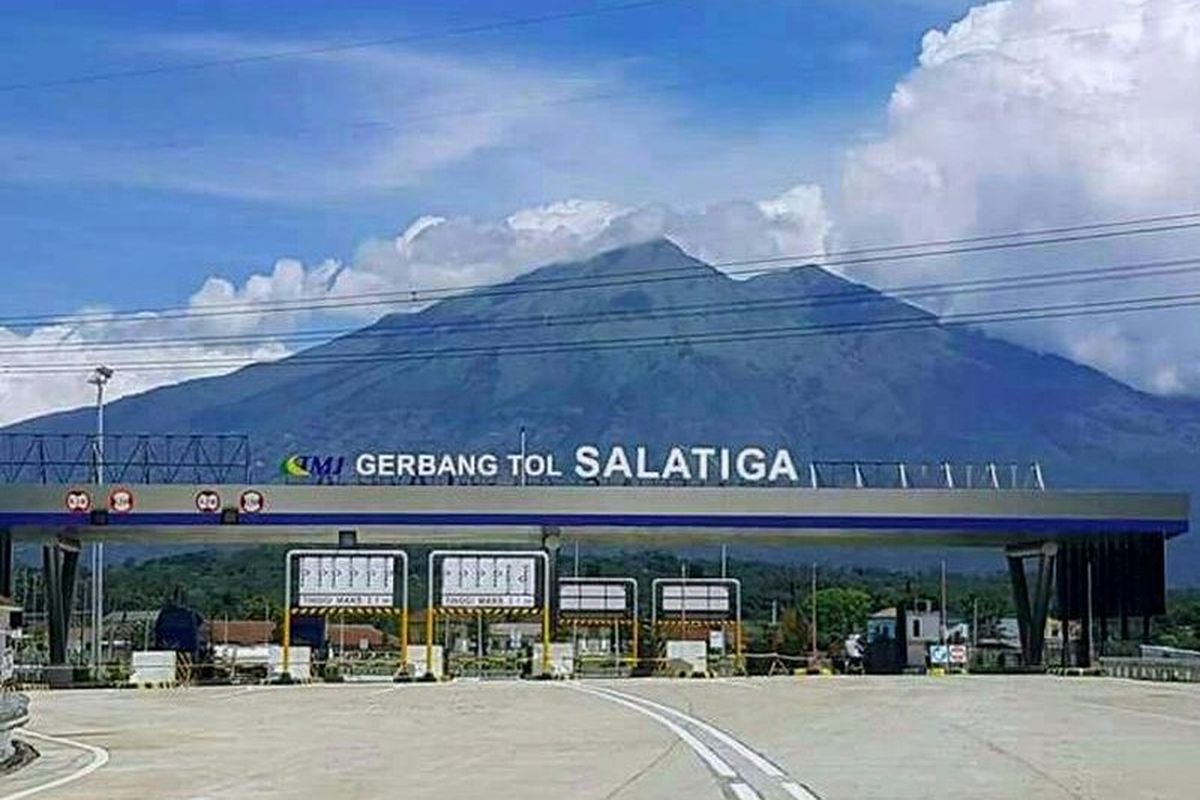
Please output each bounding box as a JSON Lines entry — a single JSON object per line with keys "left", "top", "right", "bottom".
{"left": 0, "top": 433, "right": 251, "bottom": 485}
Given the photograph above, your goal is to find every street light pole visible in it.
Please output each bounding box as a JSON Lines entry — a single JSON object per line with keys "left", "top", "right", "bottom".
{"left": 810, "top": 562, "right": 818, "bottom": 663}
{"left": 87, "top": 366, "right": 113, "bottom": 676}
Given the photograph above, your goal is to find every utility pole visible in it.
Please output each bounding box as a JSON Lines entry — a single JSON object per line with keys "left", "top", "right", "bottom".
{"left": 518, "top": 426, "right": 527, "bottom": 487}
{"left": 940, "top": 559, "right": 948, "bottom": 644}
{"left": 88, "top": 365, "right": 113, "bottom": 676}
{"left": 720, "top": 544, "right": 728, "bottom": 578}
{"left": 1086, "top": 558, "right": 1095, "bottom": 667}
{"left": 972, "top": 597, "right": 979, "bottom": 649}
{"left": 810, "top": 562, "right": 818, "bottom": 661}
{"left": 680, "top": 561, "right": 687, "bottom": 627}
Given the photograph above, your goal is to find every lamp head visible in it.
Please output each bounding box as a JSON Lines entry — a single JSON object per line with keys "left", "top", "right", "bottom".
{"left": 89, "top": 365, "right": 114, "bottom": 385}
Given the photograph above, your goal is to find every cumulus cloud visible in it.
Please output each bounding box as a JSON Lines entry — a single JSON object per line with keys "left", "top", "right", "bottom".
{"left": 8, "top": 0, "right": 1200, "bottom": 424}
{"left": 0, "top": 186, "right": 830, "bottom": 425}
{"left": 837, "top": 0, "right": 1200, "bottom": 394}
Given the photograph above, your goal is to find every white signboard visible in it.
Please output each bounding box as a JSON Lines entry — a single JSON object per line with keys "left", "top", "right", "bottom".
{"left": 930, "top": 644, "right": 950, "bottom": 665}
{"left": 441, "top": 555, "right": 536, "bottom": 608}
{"left": 559, "top": 581, "right": 629, "bottom": 613}
{"left": 661, "top": 583, "right": 731, "bottom": 613}
{"left": 298, "top": 554, "right": 396, "bottom": 608}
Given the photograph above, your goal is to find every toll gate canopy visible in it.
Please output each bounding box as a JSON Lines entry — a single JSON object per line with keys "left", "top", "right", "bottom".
{"left": 0, "top": 481, "right": 1188, "bottom": 672}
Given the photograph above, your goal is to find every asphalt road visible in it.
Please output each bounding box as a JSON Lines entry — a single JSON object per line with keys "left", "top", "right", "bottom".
{"left": 3, "top": 676, "right": 1198, "bottom": 799}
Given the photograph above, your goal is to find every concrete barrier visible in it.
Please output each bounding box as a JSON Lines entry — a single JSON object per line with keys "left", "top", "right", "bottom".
{"left": 269, "top": 646, "right": 311, "bottom": 682}
{"left": 0, "top": 692, "right": 29, "bottom": 763}
{"left": 408, "top": 645, "right": 445, "bottom": 680}
{"left": 664, "top": 641, "right": 708, "bottom": 676}
{"left": 130, "top": 651, "right": 178, "bottom": 687}
{"left": 1100, "top": 657, "right": 1200, "bottom": 683}
{"left": 531, "top": 643, "right": 574, "bottom": 678}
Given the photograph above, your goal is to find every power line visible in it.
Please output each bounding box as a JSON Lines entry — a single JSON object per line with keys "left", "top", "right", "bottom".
{"left": 3, "top": 211, "right": 1199, "bottom": 329}
{"left": 4, "top": 288, "right": 1198, "bottom": 375}
{"left": 0, "top": 0, "right": 689, "bottom": 94}
{"left": 3, "top": 253, "right": 1199, "bottom": 357}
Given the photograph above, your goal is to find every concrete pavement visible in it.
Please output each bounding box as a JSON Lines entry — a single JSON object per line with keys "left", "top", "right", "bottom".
{"left": 3, "top": 676, "right": 1198, "bottom": 799}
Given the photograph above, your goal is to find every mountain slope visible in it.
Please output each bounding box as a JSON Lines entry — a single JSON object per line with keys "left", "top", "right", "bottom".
{"left": 11, "top": 239, "right": 1200, "bottom": 579}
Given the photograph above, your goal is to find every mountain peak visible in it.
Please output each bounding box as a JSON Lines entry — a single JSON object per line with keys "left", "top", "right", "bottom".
{"left": 515, "top": 237, "right": 717, "bottom": 285}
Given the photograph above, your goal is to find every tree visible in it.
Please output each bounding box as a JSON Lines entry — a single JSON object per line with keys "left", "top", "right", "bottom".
{"left": 813, "top": 587, "right": 872, "bottom": 648}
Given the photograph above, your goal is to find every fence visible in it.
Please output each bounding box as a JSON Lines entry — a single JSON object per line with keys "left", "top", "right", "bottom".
{"left": 0, "top": 433, "right": 251, "bottom": 485}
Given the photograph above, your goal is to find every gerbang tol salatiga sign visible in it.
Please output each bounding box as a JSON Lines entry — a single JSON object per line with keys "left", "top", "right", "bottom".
{"left": 348, "top": 444, "right": 805, "bottom": 484}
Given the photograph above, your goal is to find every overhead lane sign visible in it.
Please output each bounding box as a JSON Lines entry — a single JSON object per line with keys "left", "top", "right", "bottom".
{"left": 298, "top": 553, "right": 397, "bottom": 609}
{"left": 440, "top": 555, "right": 536, "bottom": 608}
{"left": 559, "top": 581, "right": 630, "bottom": 613}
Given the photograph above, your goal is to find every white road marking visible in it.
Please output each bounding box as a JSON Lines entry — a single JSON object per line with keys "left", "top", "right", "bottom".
{"left": 217, "top": 686, "right": 258, "bottom": 701}
{"left": 782, "top": 781, "right": 822, "bottom": 800}
{"left": 589, "top": 685, "right": 785, "bottom": 778}
{"left": 1, "top": 729, "right": 110, "bottom": 800}
{"left": 1077, "top": 700, "right": 1200, "bottom": 728}
{"left": 583, "top": 684, "right": 824, "bottom": 800}
{"left": 730, "top": 782, "right": 762, "bottom": 800}
{"left": 571, "top": 685, "right": 736, "bottom": 778}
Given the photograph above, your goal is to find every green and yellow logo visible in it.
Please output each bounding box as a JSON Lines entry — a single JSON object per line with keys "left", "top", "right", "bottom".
{"left": 280, "top": 454, "right": 345, "bottom": 480}
{"left": 281, "top": 455, "right": 312, "bottom": 478}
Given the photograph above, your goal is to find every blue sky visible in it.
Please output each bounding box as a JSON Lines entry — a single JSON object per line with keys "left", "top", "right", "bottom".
{"left": 0, "top": 0, "right": 974, "bottom": 319}
{"left": 7, "top": 0, "right": 1200, "bottom": 423}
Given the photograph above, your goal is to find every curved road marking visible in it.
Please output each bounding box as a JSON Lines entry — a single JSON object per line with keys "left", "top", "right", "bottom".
{"left": 1077, "top": 700, "right": 1200, "bottom": 728}
{"left": 590, "top": 685, "right": 786, "bottom": 778}
{"left": 572, "top": 685, "right": 736, "bottom": 778}
{"left": 729, "top": 782, "right": 761, "bottom": 800}
{"left": 1, "top": 729, "right": 109, "bottom": 800}
{"left": 583, "top": 684, "right": 823, "bottom": 800}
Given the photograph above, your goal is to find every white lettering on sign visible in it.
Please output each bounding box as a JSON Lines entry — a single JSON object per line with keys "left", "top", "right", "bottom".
{"left": 440, "top": 556, "right": 536, "bottom": 609}
{"left": 298, "top": 554, "right": 396, "bottom": 609}
{"left": 351, "top": 444, "right": 806, "bottom": 485}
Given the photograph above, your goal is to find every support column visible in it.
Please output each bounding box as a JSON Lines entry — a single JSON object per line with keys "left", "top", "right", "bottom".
{"left": 0, "top": 527, "right": 12, "bottom": 599}
{"left": 1006, "top": 553, "right": 1032, "bottom": 660}
{"left": 541, "top": 526, "right": 562, "bottom": 634}
{"left": 1006, "top": 543, "right": 1057, "bottom": 667}
{"left": 1029, "top": 547, "right": 1056, "bottom": 663}
{"left": 43, "top": 538, "right": 81, "bottom": 686}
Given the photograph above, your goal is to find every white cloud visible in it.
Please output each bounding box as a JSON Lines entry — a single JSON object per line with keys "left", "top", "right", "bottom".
{"left": 0, "top": 185, "right": 830, "bottom": 425}
{"left": 0, "top": 32, "right": 798, "bottom": 209}
{"left": 8, "top": 0, "right": 1200, "bottom": 425}
{"left": 837, "top": 0, "right": 1200, "bottom": 394}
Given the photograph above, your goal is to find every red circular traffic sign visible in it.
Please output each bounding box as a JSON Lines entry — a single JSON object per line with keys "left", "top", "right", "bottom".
{"left": 195, "top": 490, "right": 222, "bottom": 513}
{"left": 239, "top": 489, "right": 265, "bottom": 514}
{"left": 65, "top": 489, "right": 92, "bottom": 514}
{"left": 109, "top": 488, "right": 135, "bottom": 513}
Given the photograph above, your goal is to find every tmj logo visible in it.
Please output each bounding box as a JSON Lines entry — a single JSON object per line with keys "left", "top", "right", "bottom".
{"left": 281, "top": 454, "right": 345, "bottom": 481}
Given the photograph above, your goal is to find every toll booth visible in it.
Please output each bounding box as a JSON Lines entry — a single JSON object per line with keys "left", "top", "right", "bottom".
{"left": 558, "top": 577, "right": 638, "bottom": 677}
{"left": 426, "top": 551, "right": 551, "bottom": 679}
{"left": 284, "top": 549, "right": 409, "bottom": 682}
{"left": 651, "top": 578, "right": 743, "bottom": 676}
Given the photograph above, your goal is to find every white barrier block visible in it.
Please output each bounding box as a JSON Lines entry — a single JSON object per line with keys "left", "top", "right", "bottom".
{"left": 665, "top": 640, "right": 708, "bottom": 674}
{"left": 531, "top": 643, "right": 574, "bottom": 678}
{"left": 130, "top": 651, "right": 177, "bottom": 686}
{"left": 407, "top": 645, "right": 445, "bottom": 679}
{"left": 269, "top": 645, "right": 312, "bottom": 681}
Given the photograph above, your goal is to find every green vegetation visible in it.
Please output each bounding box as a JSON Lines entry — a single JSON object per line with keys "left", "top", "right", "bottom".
{"left": 12, "top": 547, "right": 1197, "bottom": 652}
{"left": 1154, "top": 589, "right": 1200, "bottom": 650}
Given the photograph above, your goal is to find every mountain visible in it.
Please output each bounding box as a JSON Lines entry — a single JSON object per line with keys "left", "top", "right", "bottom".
{"left": 10, "top": 239, "right": 1200, "bottom": 581}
